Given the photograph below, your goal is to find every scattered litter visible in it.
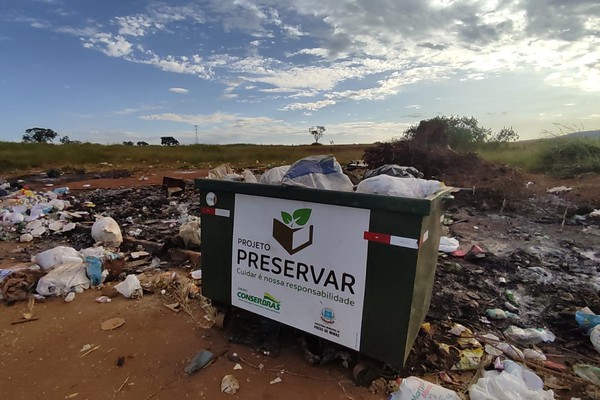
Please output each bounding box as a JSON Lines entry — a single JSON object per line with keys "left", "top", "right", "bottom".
{"left": 114, "top": 274, "right": 142, "bottom": 299}
{"left": 91, "top": 216, "right": 123, "bottom": 247}
{"left": 95, "top": 296, "right": 112, "bottom": 303}
{"left": 35, "top": 246, "right": 82, "bottom": 270}
{"left": 184, "top": 350, "right": 214, "bottom": 374}
{"left": 390, "top": 376, "right": 460, "bottom": 400}
{"left": 190, "top": 270, "right": 202, "bottom": 280}
{"left": 100, "top": 317, "right": 125, "bottom": 331}
{"left": 64, "top": 292, "right": 76, "bottom": 302}
{"left": 469, "top": 360, "right": 554, "bottom": 399}
{"left": 546, "top": 186, "right": 572, "bottom": 194}
{"left": 573, "top": 364, "right": 600, "bottom": 386}
{"left": 36, "top": 261, "right": 90, "bottom": 296}
{"left": 221, "top": 374, "right": 240, "bottom": 395}
{"left": 233, "top": 363, "right": 242, "bottom": 370}
{"left": 438, "top": 236, "right": 459, "bottom": 253}
{"left": 503, "top": 326, "right": 555, "bottom": 345}
{"left": 269, "top": 377, "right": 282, "bottom": 385}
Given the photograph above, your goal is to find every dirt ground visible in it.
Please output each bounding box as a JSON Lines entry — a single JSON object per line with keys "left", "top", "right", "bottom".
{"left": 1, "top": 162, "right": 600, "bottom": 400}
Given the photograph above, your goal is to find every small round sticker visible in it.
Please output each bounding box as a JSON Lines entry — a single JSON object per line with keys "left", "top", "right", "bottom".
{"left": 206, "top": 192, "right": 217, "bottom": 206}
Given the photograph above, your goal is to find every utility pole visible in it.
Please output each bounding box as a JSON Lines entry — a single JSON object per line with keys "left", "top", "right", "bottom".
{"left": 194, "top": 125, "right": 198, "bottom": 144}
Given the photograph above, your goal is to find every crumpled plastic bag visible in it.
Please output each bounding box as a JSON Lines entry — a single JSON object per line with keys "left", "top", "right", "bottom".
{"left": 439, "top": 236, "right": 459, "bottom": 253}
{"left": 115, "top": 274, "right": 143, "bottom": 298}
{"left": 469, "top": 360, "right": 554, "bottom": 400}
{"left": 241, "top": 169, "right": 257, "bottom": 183}
{"left": 92, "top": 216, "right": 123, "bottom": 247}
{"left": 390, "top": 376, "right": 460, "bottom": 400}
{"left": 281, "top": 155, "right": 353, "bottom": 191}
{"left": 258, "top": 166, "right": 290, "bottom": 185}
{"left": 35, "top": 246, "right": 82, "bottom": 270}
{"left": 179, "top": 216, "right": 201, "bottom": 247}
{"left": 356, "top": 175, "right": 445, "bottom": 198}
{"left": 363, "top": 164, "right": 424, "bottom": 179}
{"left": 36, "top": 261, "right": 90, "bottom": 296}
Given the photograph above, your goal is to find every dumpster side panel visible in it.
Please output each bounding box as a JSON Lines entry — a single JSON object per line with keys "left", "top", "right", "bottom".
{"left": 199, "top": 191, "right": 235, "bottom": 305}
{"left": 405, "top": 200, "right": 444, "bottom": 358}
{"left": 360, "top": 211, "right": 423, "bottom": 367}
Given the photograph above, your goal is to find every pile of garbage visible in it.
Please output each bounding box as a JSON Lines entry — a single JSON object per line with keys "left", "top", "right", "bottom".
{"left": 0, "top": 185, "right": 83, "bottom": 243}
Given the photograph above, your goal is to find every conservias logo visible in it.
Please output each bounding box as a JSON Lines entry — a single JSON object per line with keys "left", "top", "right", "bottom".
{"left": 272, "top": 208, "right": 313, "bottom": 255}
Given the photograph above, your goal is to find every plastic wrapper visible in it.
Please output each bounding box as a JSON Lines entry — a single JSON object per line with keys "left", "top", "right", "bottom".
{"left": 356, "top": 175, "right": 445, "bottom": 198}
{"left": 281, "top": 156, "right": 353, "bottom": 191}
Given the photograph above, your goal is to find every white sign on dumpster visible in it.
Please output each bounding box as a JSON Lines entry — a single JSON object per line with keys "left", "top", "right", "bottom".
{"left": 232, "top": 194, "right": 370, "bottom": 350}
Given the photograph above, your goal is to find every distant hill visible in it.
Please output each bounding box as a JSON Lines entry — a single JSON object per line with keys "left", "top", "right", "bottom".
{"left": 563, "top": 130, "right": 600, "bottom": 138}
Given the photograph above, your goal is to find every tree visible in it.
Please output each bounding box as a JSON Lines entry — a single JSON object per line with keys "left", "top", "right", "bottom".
{"left": 490, "top": 126, "right": 519, "bottom": 142}
{"left": 60, "top": 136, "right": 81, "bottom": 144}
{"left": 137, "top": 141, "right": 149, "bottom": 146}
{"left": 309, "top": 126, "right": 326, "bottom": 144}
{"left": 123, "top": 141, "right": 134, "bottom": 146}
{"left": 22, "top": 127, "right": 59, "bottom": 143}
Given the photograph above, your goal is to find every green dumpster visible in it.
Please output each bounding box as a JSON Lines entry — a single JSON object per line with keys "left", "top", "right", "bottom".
{"left": 195, "top": 179, "right": 450, "bottom": 368}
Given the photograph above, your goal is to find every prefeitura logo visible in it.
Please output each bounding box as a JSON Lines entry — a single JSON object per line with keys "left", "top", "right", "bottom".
{"left": 272, "top": 208, "right": 314, "bottom": 255}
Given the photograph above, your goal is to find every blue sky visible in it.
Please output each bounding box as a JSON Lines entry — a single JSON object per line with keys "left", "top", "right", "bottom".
{"left": 1, "top": 0, "right": 599, "bottom": 145}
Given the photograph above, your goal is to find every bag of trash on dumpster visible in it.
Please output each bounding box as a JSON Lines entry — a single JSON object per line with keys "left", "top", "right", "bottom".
{"left": 356, "top": 175, "right": 445, "bottom": 199}
{"left": 115, "top": 274, "right": 143, "bottom": 298}
{"left": 281, "top": 155, "right": 353, "bottom": 191}
{"left": 36, "top": 261, "right": 90, "bottom": 296}
{"left": 241, "top": 169, "right": 257, "bottom": 183}
{"left": 469, "top": 360, "right": 554, "bottom": 400}
{"left": 363, "top": 164, "right": 424, "bottom": 180}
{"left": 258, "top": 166, "right": 290, "bottom": 185}
{"left": 92, "top": 216, "right": 123, "bottom": 247}
{"left": 35, "top": 246, "right": 83, "bottom": 270}
{"left": 390, "top": 376, "right": 460, "bottom": 400}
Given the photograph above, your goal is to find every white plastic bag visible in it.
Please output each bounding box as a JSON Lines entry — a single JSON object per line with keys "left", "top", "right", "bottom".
{"left": 179, "top": 217, "right": 201, "bottom": 247}
{"left": 259, "top": 166, "right": 290, "bottom": 185}
{"left": 35, "top": 246, "right": 82, "bottom": 270}
{"left": 36, "top": 261, "right": 90, "bottom": 296}
{"left": 439, "top": 236, "right": 459, "bottom": 253}
{"left": 359, "top": 175, "right": 445, "bottom": 198}
{"left": 281, "top": 156, "right": 353, "bottom": 191}
{"left": 241, "top": 169, "right": 257, "bottom": 183}
{"left": 115, "top": 274, "right": 143, "bottom": 298}
{"left": 92, "top": 216, "right": 123, "bottom": 247}
{"left": 391, "top": 377, "right": 460, "bottom": 400}
{"left": 357, "top": 175, "right": 445, "bottom": 198}
{"left": 469, "top": 361, "right": 554, "bottom": 400}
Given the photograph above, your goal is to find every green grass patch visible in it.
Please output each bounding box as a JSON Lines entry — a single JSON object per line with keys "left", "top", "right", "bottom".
{"left": 0, "top": 142, "right": 371, "bottom": 175}
{"left": 475, "top": 137, "right": 600, "bottom": 177}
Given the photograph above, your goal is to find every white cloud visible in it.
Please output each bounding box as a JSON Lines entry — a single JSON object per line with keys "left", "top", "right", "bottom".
{"left": 281, "top": 99, "right": 336, "bottom": 111}
{"left": 169, "top": 87, "right": 189, "bottom": 94}
{"left": 82, "top": 33, "right": 132, "bottom": 57}
{"left": 140, "top": 112, "right": 281, "bottom": 127}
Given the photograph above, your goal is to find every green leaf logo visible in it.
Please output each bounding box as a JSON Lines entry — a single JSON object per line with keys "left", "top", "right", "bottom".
{"left": 280, "top": 208, "right": 312, "bottom": 227}
{"left": 293, "top": 208, "right": 311, "bottom": 226}
{"left": 281, "top": 212, "right": 292, "bottom": 225}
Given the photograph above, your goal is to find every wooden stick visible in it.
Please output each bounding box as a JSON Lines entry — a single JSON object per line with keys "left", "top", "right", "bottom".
{"left": 116, "top": 375, "right": 130, "bottom": 393}
{"left": 80, "top": 345, "right": 101, "bottom": 358}
{"left": 11, "top": 317, "right": 39, "bottom": 325}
